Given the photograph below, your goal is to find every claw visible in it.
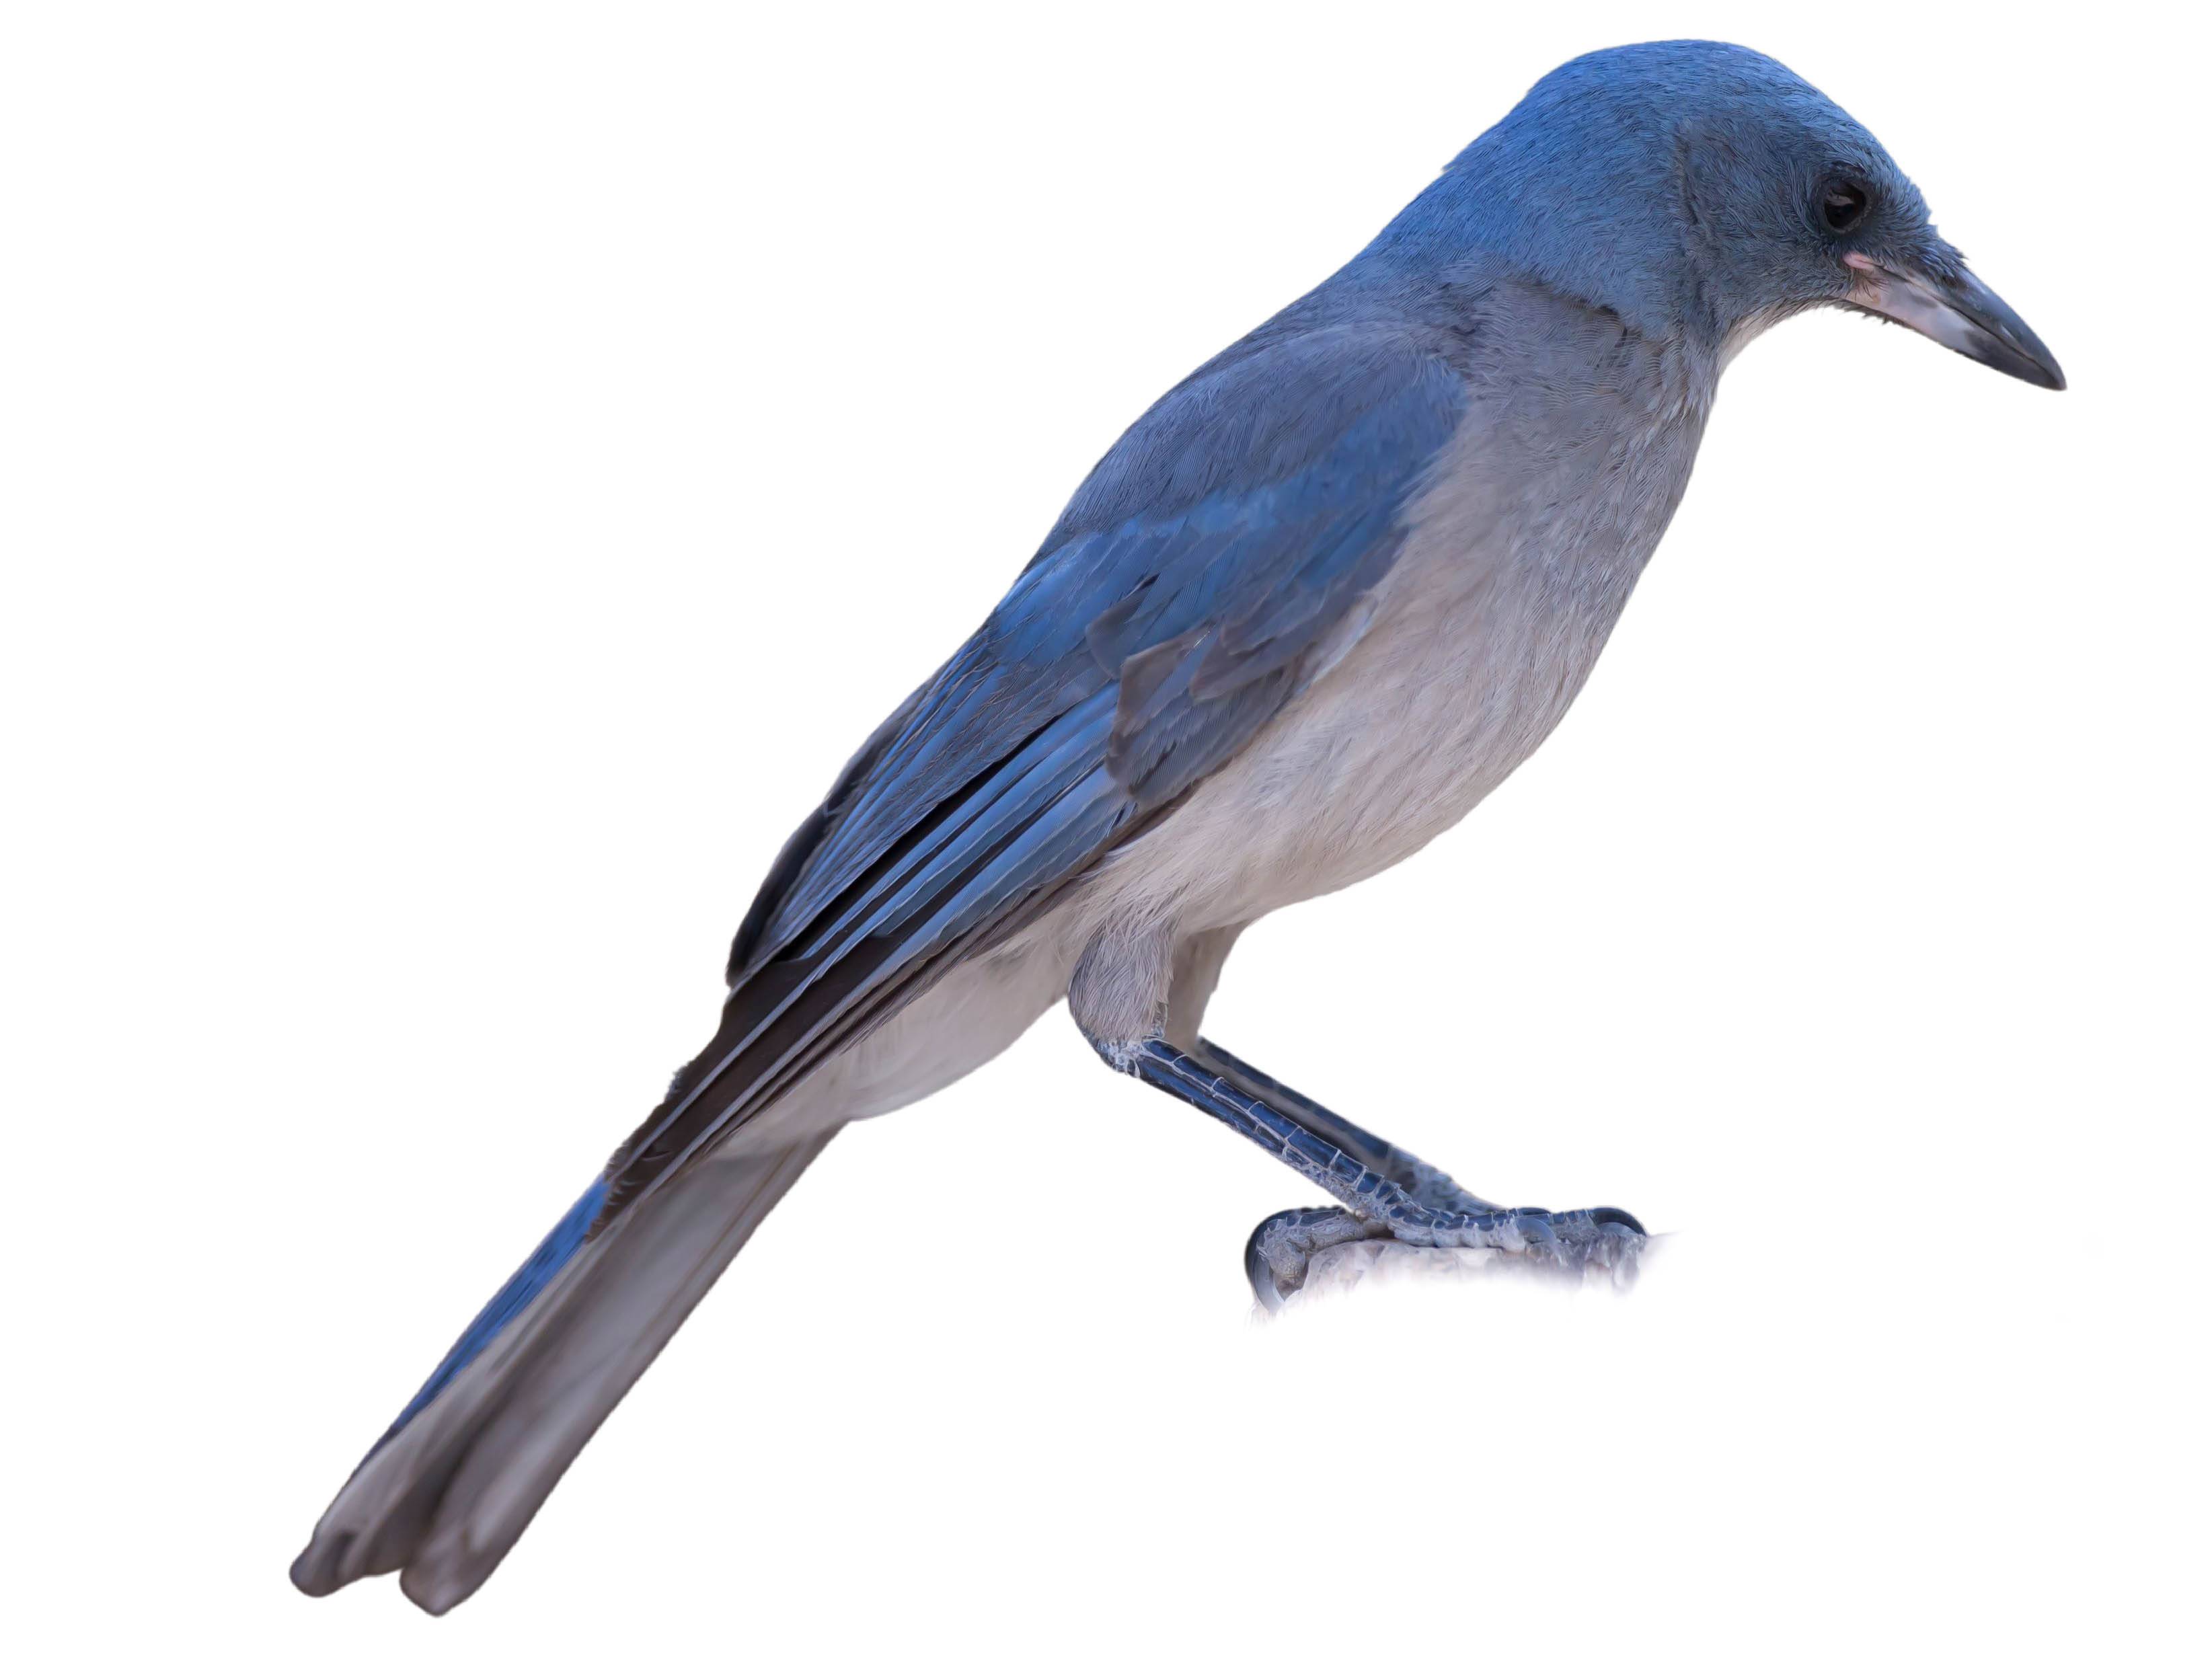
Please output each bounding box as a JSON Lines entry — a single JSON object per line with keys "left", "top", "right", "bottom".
{"left": 1244, "top": 1211, "right": 1303, "bottom": 1311}
{"left": 1245, "top": 1206, "right": 1387, "bottom": 1309}
{"left": 1511, "top": 1212, "right": 1560, "bottom": 1254}
{"left": 1250, "top": 1195, "right": 1650, "bottom": 1310}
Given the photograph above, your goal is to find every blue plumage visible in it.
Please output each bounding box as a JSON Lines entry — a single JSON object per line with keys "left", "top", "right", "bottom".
{"left": 588, "top": 334, "right": 1465, "bottom": 1231}
{"left": 294, "top": 40, "right": 2063, "bottom": 1614}
{"left": 753, "top": 337, "right": 1462, "bottom": 958}
{"left": 370, "top": 1178, "right": 609, "bottom": 1453}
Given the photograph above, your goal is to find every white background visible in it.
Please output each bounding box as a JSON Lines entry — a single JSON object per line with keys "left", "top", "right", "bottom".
{"left": 3, "top": 3, "right": 2202, "bottom": 1653}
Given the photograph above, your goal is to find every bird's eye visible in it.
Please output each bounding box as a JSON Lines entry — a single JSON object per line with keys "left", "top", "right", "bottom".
{"left": 1819, "top": 178, "right": 1871, "bottom": 235}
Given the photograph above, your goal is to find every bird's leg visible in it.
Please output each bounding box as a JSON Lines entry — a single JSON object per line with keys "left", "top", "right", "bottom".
{"left": 1103, "top": 1037, "right": 1644, "bottom": 1309}
{"left": 1190, "top": 1038, "right": 1504, "bottom": 1305}
{"left": 1193, "top": 1038, "right": 1498, "bottom": 1212}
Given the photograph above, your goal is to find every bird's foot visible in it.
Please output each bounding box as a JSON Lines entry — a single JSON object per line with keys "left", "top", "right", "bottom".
{"left": 1245, "top": 1202, "right": 1646, "bottom": 1312}
{"left": 1244, "top": 1207, "right": 1393, "bottom": 1311}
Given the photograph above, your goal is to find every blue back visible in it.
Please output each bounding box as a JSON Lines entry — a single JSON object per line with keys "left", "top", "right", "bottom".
{"left": 374, "top": 40, "right": 1938, "bottom": 1443}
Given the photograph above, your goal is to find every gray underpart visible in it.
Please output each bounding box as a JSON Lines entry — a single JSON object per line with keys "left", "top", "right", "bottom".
{"left": 289, "top": 44, "right": 2065, "bottom": 1613}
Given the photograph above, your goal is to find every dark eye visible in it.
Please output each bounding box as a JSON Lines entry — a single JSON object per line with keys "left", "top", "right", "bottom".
{"left": 1819, "top": 178, "right": 1870, "bottom": 235}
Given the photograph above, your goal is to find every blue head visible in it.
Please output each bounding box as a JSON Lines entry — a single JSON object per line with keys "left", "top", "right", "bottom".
{"left": 1366, "top": 42, "right": 2062, "bottom": 388}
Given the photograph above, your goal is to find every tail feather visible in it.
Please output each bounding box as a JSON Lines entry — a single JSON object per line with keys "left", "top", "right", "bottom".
{"left": 291, "top": 1129, "right": 836, "bottom": 1613}
{"left": 373, "top": 1177, "right": 610, "bottom": 1457}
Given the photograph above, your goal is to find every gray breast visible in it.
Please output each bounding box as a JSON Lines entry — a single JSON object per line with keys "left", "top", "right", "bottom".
{"left": 1071, "top": 282, "right": 1718, "bottom": 939}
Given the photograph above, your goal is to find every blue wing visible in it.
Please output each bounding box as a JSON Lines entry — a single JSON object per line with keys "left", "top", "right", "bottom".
{"left": 597, "top": 324, "right": 1465, "bottom": 1226}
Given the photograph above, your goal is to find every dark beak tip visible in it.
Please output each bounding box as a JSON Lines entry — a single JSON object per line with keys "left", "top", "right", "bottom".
{"left": 1955, "top": 270, "right": 2067, "bottom": 393}
{"left": 1987, "top": 342, "right": 2067, "bottom": 391}
{"left": 1998, "top": 321, "right": 2067, "bottom": 392}
{"left": 2008, "top": 341, "right": 2066, "bottom": 392}
{"left": 1858, "top": 255, "right": 2065, "bottom": 395}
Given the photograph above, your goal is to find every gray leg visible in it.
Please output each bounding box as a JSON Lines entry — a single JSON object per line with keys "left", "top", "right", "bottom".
{"left": 1192, "top": 1039, "right": 1508, "bottom": 1310}
{"left": 1107, "top": 1037, "right": 1644, "bottom": 1309}
{"left": 1073, "top": 925, "right": 1642, "bottom": 1309}
{"left": 1194, "top": 1038, "right": 1498, "bottom": 1212}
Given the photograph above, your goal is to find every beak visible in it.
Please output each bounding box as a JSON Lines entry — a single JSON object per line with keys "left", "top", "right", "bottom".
{"left": 1843, "top": 251, "right": 2065, "bottom": 390}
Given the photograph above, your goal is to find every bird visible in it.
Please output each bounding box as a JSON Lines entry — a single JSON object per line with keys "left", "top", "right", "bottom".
{"left": 291, "top": 40, "right": 2064, "bottom": 1614}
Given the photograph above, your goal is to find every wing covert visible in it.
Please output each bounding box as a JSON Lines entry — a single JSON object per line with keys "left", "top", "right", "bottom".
{"left": 596, "top": 329, "right": 1466, "bottom": 1226}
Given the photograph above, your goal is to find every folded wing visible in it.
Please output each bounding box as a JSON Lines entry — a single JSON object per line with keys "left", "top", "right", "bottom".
{"left": 597, "top": 327, "right": 1466, "bottom": 1228}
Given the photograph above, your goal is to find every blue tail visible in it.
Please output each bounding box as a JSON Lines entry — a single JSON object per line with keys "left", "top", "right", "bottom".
{"left": 367, "top": 1177, "right": 611, "bottom": 1457}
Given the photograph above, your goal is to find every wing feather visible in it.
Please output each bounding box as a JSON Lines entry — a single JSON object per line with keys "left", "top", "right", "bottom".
{"left": 593, "top": 330, "right": 1465, "bottom": 1230}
